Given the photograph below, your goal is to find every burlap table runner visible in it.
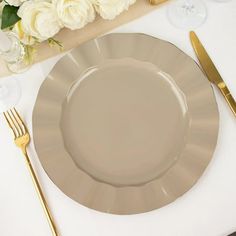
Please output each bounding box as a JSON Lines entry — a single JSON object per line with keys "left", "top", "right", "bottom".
{"left": 0, "top": 0, "right": 167, "bottom": 78}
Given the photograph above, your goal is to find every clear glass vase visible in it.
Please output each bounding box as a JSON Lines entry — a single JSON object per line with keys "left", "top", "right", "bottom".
{"left": 0, "top": 32, "right": 24, "bottom": 111}
{"left": 0, "top": 32, "right": 30, "bottom": 73}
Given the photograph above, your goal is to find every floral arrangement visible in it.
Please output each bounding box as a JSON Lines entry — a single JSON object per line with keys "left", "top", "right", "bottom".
{"left": 0, "top": 0, "right": 136, "bottom": 62}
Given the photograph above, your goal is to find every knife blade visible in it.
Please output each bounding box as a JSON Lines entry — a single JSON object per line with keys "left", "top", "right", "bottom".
{"left": 190, "top": 31, "right": 236, "bottom": 117}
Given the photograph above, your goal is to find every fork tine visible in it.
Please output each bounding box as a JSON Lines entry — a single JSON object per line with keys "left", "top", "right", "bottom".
{"left": 3, "top": 112, "right": 17, "bottom": 138}
{"left": 13, "top": 108, "right": 27, "bottom": 134}
{"left": 9, "top": 109, "right": 23, "bottom": 137}
{"left": 7, "top": 110, "right": 21, "bottom": 137}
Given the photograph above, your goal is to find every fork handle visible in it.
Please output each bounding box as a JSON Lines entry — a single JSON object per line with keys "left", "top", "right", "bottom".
{"left": 22, "top": 149, "right": 59, "bottom": 236}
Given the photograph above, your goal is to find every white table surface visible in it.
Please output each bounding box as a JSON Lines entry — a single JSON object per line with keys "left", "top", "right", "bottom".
{"left": 1, "top": 1, "right": 236, "bottom": 236}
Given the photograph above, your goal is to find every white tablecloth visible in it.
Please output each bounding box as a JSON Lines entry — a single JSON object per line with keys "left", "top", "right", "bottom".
{"left": 0, "top": 1, "right": 236, "bottom": 235}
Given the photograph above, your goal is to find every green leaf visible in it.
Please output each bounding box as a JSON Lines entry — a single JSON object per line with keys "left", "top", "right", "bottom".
{"left": 1, "top": 5, "right": 20, "bottom": 30}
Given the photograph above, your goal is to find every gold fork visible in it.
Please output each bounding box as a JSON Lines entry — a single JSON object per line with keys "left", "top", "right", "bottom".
{"left": 3, "top": 108, "right": 59, "bottom": 236}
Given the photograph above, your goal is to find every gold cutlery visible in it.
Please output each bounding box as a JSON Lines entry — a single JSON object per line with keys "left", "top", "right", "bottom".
{"left": 190, "top": 31, "right": 236, "bottom": 117}
{"left": 3, "top": 108, "right": 59, "bottom": 236}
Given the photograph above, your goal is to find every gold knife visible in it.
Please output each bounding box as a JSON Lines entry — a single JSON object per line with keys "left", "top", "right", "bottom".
{"left": 190, "top": 31, "right": 236, "bottom": 117}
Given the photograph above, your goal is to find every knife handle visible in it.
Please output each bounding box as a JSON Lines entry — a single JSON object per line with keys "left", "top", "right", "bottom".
{"left": 218, "top": 82, "right": 236, "bottom": 117}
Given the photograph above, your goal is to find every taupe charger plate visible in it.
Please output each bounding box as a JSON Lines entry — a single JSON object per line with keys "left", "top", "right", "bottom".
{"left": 33, "top": 33, "right": 219, "bottom": 215}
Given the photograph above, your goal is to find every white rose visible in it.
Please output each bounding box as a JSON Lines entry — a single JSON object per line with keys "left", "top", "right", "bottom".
{"left": 13, "top": 21, "right": 36, "bottom": 45}
{"left": 0, "top": 1, "right": 5, "bottom": 15}
{"left": 0, "top": 1, "right": 5, "bottom": 11}
{"left": 0, "top": 1, "right": 5, "bottom": 26}
{"left": 53, "top": 0, "right": 96, "bottom": 30}
{"left": 94, "top": 0, "right": 136, "bottom": 20}
{"left": 4, "top": 0, "right": 27, "bottom": 7}
{"left": 18, "top": 0, "right": 62, "bottom": 41}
